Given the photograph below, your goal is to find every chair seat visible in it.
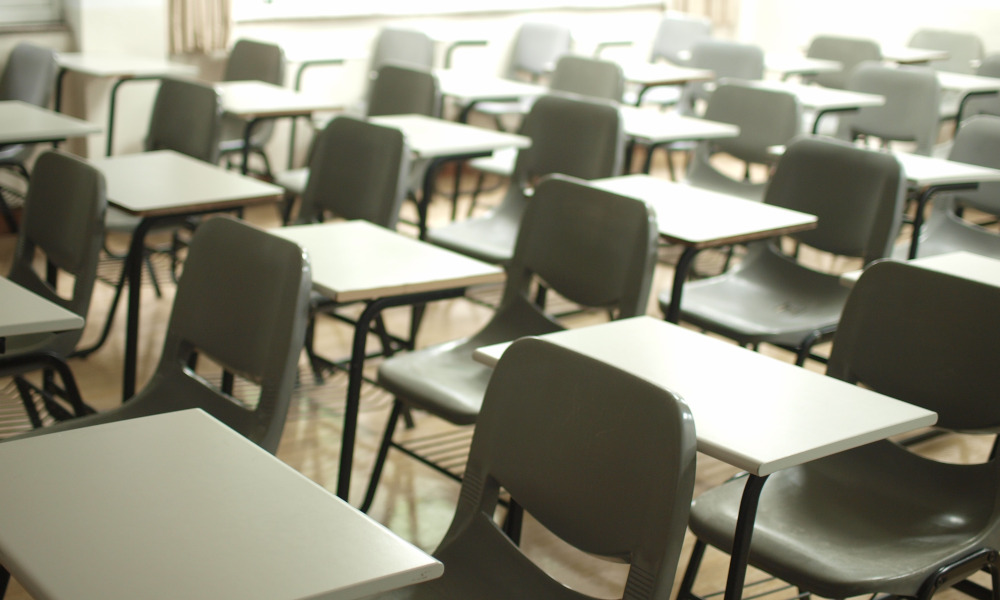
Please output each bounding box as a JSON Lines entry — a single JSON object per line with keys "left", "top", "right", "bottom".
{"left": 467, "top": 148, "right": 516, "bottom": 177}
{"left": 894, "top": 207, "right": 1000, "bottom": 260}
{"left": 690, "top": 440, "right": 997, "bottom": 600}
{"left": 274, "top": 168, "right": 309, "bottom": 196}
{"left": 661, "top": 247, "right": 850, "bottom": 347}
{"left": 425, "top": 210, "right": 520, "bottom": 264}
{"left": 377, "top": 337, "right": 495, "bottom": 425}
{"left": 468, "top": 97, "right": 535, "bottom": 118}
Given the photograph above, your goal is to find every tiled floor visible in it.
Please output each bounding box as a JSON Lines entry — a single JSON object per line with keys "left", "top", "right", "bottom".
{"left": 0, "top": 150, "right": 993, "bottom": 599}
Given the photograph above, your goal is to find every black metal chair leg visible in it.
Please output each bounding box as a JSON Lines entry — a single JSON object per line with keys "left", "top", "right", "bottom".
{"left": 361, "top": 400, "right": 404, "bottom": 513}
{"left": 501, "top": 498, "right": 524, "bottom": 545}
{"left": 677, "top": 539, "right": 708, "bottom": 600}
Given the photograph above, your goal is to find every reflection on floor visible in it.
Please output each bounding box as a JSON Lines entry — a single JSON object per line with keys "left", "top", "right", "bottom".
{"left": 0, "top": 154, "right": 993, "bottom": 600}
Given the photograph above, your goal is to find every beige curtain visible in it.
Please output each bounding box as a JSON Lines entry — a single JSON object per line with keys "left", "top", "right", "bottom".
{"left": 670, "top": 0, "right": 740, "bottom": 37}
{"left": 170, "top": 0, "right": 232, "bottom": 55}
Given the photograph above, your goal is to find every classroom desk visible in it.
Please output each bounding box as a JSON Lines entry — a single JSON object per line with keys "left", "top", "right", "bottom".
{"left": 53, "top": 53, "right": 197, "bottom": 156}
{"left": 89, "top": 150, "right": 284, "bottom": 401}
{"left": 620, "top": 106, "right": 740, "bottom": 174}
{"left": 840, "top": 250, "right": 1000, "bottom": 287}
{"left": 764, "top": 53, "right": 842, "bottom": 80}
{"left": 0, "top": 277, "right": 83, "bottom": 355}
{"left": 590, "top": 174, "right": 816, "bottom": 323}
{"left": 434, "top": 68, "right": 547, "bottom": 122}
{"left": 216, "top": 80, "right": 344, "bottom": 175}
{"left": 0, "top": 100, "right": 101, "bottom": 146}
{"left": 619, "top": 62, "right": 715, "bottom": 105}
{"left": 742, "top": 79, "right": 885, "bottom": 133}
{"left": 934, "top": 71, "right": 1000, "bottom": 124}
{"left": 894, "top": 152, "right": 1000, "bottom": 258}
{"left": 270, "top": 220, "right": 505, "bottom": 503}
{"left": 883, "top": 46, "right": 950, "bottom": 65}
{"left": 368, "top": 114, "right": 531, "bottom": 236}
{"left": 0, "top": 409, "right": 443, "bottom": 600}
{"left": 473, "top": 315, "right": 937, "bottom": 600}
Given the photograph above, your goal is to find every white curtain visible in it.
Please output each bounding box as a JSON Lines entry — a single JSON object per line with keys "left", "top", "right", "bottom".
{"left": 170, "top": 0, "right": 232, "bottom": 55}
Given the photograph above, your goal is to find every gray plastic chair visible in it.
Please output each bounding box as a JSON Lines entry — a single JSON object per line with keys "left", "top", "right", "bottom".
{"left": 805, "top": 34, "right": 882, "bottom": 90}
{"left": 370, "top": 27, "right": 435, "bottom": 73}
{"left": 903, "top": 115, "right": 1000, "bottom": 259}
{"left": 362, "top": 175, "right": 659, "bottom": 511}
{"left": 909, "top": 28, "right": 983, "bottom": 75}
{"left": 276, "top": 64, "right": 438, "bottom": 223}
{"left": 83, "top": 77, "right": 223, "bottom": 358}
{"left": 0, "top": 42, "right": 58, "bottom": 232}
{"left": 426, "top": 94, "right": 624, "bottom": 265}
{"left": 684, "top": 82, "right": 801, "bottom": 202}
{"left": 10, "top": 216, "right": 313, "bottom": 454}
{"left": 661, "top": 135, "right": 906, "bottom": 366}
{"left": 0, "top": 150, "right": 106, "bottom": 426}
{"left": 959, "top": 54, "right": 1000, "bottom": 121}
{"left": 217, "top": 39, "right": 286, "bottom": 178}
{"left": 649, "top": 12, "right": 713, "bottom": 65}
{"left": 679, "top": 259, "right": 1000, "bottom": 600}
{"left": 678, "top": 40, "right": 765, "bottom": 117}
{"left": 370, "top": 337, "right": 696, "bottom": 600}
{"left": 836, "top": 61, "right": 942, "bottom": 156}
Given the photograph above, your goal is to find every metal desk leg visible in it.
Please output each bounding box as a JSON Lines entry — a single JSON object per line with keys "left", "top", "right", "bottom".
{"left": 665, "top": 246, "right": 701, "bottom": 324}
{"left": 724, "top": 474, "right": 769, "bottom": 600}
{"left": 121, "top": 217, "right": 156, "bottom": 402}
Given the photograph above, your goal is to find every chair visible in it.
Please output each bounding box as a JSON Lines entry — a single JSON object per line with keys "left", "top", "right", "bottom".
{"left": 426, "top": 94, "right": 624, "bottom": 265}
{"left": 0, "top": 42, "right": 58, "bottom": 233}
{"left": 80, "top": 77, "right": 223, "bottom": 358}
{"left": 286, "top": 116, "right": 411, "bottom": 378}
{"left": 684, "top": 82, "right": 801, "bottom": 202}
{"left": 620, "top": 12, "right": 712, "bottom": 107}
{"left": 10, "top": 216, "right": 313, "bottom": 455}
{"left": 677, "top": 40, "right": 765, "bottom": 117}
{"left": 903, "top": 115, "right": 1000, "bottom": 259}
{"left": 909, "top": 28, "right": 983, "bottom": 75}
{"left": 464, "top": 54, "right": 625, "bottom": 209}
{"left": 660, "top": 135, "right": 906, "bottom": 366}
{"left": 804, "top": 34, "right": 882, "bottom": 90}
{"left": 835, "top": 61, "right": 942, "bottom": 156}
{"left": 369, "top": 337, "right": 696, "bottom": 600}
{"left": 362, "top": 174, "right": 659, "bottom": 511}
{"left": 217, "top": 39, "right": 286, "bottom": 179}
{"left": 678, "top": 259, "right": 1000, "bottom": 600}
{"left": 0, "top": 150, "right": 106, "bottom": 427}
{"left": 959, "top": 54, "right": 1000, "bottom": 121}
{"left": 370, "top": 27, "right": 435, "bottom": 73}
{"left": 275, "top": 64, "right": 438, "bottom": 223}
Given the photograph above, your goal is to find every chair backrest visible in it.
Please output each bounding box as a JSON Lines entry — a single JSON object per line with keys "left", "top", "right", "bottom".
{"left": 680, "top": 39, "right": 765, "bottom": 116}
{"left": 827, "top": 260, "right": 1000, "bottom": 433}
{"left": 7, "top": 150, "right": 106, "bottom": 357}
{"left": 432, "top": 337, "right": 696, "bottom": 599}
{"left": 806, "top": 35, "right": 882, "bottom": 89}
{"left": 908, "top": 28, "right": 983, "bottom": 75}
{"left": 296, "top": 116, "right": 410, "bottom": 229}
{"left": 505, "top": 22, "right": 572, "bottom": 81}
{"left": 511, "top": 94, "right": 623, "bottom": 191}
{"left": 649, "top": 12, "right": 713, "bottom": 65}
{"left": 693, "top": 82, "right": 801, "bottom": 167}
{"left": 495, "top": 175, "right": 657, "bottom": 323}
{"left": 224, "top": 39, "right": 286, "bottom": 85}
{"left": 145, "top": 77, "right": 223, "bottom": 164}
{"left": 764, "top": 136, "right": 905, "bottom": 265}
{"left": 838, "top": 62, "right": 942, "bottom": 156}
{"left": 366, "top": 63, "right": 441, "bottom": 118}
{"left": 127, "top": 216, "right": 312, "bottom": 453}
{"left": 945, "top": 114, "right": 1000, "bottom": 215}
{"left": 549, "top": 54, "right": 625, "bottom": 102}
{"left": 370, "top": 27, "right": 435, "bottom": 73}
{"left": 962, "top": 54, "right": 1000, "bottom": 120}
{"left": 0, "top": 42, "right": 57, "bottom": 106}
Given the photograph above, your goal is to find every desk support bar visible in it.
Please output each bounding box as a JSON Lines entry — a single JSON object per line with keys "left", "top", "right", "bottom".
{"left": 908, "top": 182, "right": 980, "bottom": 259}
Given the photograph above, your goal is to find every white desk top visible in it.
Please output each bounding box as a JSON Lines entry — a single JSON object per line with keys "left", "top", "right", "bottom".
{"left": 0, "top": 100, "right": 101, "bottom": 145}
{"left": 474, "top": 316, "right": 937, "bottom": 476}
{"left": 216, "top": 80, "right": 343, "bottom": 119}
{"left": 620, "top": 106, "right": 740, "bottom": 144}
{"left": 0, "top": 277, "right": 84, "bottom": 340}
{"left": 271, "top": 220, "right": 505, "bottom": 303}
{"left": 620, "top": 62, "right": 715, "bottom": 86}
{"left": 841, "top": 251, "right": 1000, "bottom": 287}
{"left": 883, "top": 46, "right": 950, "bottom": 65}
{"left": 435, "top": 69, "right": 546, "bottom": 104}
{"left": 54, "top": 53, "right": 198, "bottom": 78}
{"left": 744, "top": 79, "right": 885, "bottom": 111}
{"left": 369, "top": 114, "right": 530, "bottom": 160}
{"left": 90, "top": 150, "right": 283, "bottom": 217}
{"left": 895, "top": 152, "right": 1000, "bottom": 188}
{"left": 591, "top": 174, "right": 816, "bottom": 247}
{"left": 934, "top": 71, "right": 1000, "bottom": 94}
{"left": 765, "top": 53, "right": 842, "bottom": 77}
{"left": 0, "top": 409, "right": 442, "bottom": 600}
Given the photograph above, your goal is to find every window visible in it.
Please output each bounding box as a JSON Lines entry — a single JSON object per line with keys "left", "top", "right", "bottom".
{"left": 0, "top": 0, "right": 62, "bottom": 25}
